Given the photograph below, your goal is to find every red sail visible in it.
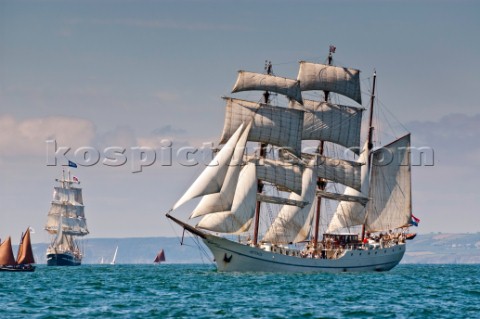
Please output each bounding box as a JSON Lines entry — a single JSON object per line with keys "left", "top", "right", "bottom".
{"left": 0, "top": 237, "right": 17, "bottom": 266}
{"left": 154, "top": 249, "right": 166, "bottom": 263}
{"left": 16, "top": 228, "right": 36, "bottom": 265}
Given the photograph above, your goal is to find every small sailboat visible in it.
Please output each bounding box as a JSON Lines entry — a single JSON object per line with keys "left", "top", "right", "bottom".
{"left": 0, "top": 228, "right": 36, "bottom": 272}
{"left": 153, "top": 249, "right": 166, "bottom": 264}
{"left": 110, "top": 246, "right": 118, "bottom": 265}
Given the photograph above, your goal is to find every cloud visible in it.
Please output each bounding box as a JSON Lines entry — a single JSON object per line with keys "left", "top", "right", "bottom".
{"left": 152, "top": 125, "right": 187, "bottom": 136}
{"left": 408, "top": 112, "right": 480, "bottom": 166}
{"left": 0, "top": 115, "right": 95, "bottom": 157}
{"left": 95, "top": 125, "right": 137, "bottom": 150}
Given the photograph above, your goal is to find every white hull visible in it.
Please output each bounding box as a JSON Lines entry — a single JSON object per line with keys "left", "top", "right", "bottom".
{"left": 202, "top": 234, "right": 405, "bottom": 273}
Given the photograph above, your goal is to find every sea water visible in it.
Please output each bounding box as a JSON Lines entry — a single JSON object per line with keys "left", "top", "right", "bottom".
{"left": 0, "top": 264, "right": 479, "bottom": 319}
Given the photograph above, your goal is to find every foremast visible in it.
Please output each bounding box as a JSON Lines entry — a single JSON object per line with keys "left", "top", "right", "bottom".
{"left": 312, "top": 45, "right": 335, "bottom": 249}
{"left": 252, "top": 60, "right": 272, "bottom": 246}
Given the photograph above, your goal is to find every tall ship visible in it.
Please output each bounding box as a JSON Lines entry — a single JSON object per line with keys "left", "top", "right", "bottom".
{"left": 0, "top": 227, "right": 36, "bottom": 272}
{"left": 166, "top": 46, "right": 416, "bottom": 272}
{"left": 45, "top": 171, "right": 89, "bottom": 266}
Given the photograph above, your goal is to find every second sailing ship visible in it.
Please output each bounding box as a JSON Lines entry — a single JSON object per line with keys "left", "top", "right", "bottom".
{"left": 45, "top": 170, "right": 89, "bottom": 266}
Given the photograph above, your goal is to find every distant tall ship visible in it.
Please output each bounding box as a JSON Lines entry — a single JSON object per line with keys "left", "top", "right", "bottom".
{"left": 45, "top": 171, "right": 89, "bottom": 266}
{"left": 0, "top": 227, "right": 36, "bottom": 272}
{"left": 167, "top": 46, "right": 417, "bottom": 273}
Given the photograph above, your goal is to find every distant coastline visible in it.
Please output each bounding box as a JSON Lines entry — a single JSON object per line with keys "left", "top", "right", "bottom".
{"left": 25, "top": 233, "right": 480, "bottom": 265}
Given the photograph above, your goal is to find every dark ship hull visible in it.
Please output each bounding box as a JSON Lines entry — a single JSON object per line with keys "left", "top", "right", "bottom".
{"left": 47, "top": 252, "right": 81, "bottom": 266}
{"left": 0, "top": 265, "right": 36, "bottom": 272}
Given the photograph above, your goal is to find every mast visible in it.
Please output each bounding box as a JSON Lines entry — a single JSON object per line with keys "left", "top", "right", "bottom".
{"left": 312, "top": 46, "right": 334, "bottom": 248}
{"left": 252, "top": 61, "right": 272, "bottom": 246}
{"left": 361, "top": 69, "right": 377, "bottom": 240}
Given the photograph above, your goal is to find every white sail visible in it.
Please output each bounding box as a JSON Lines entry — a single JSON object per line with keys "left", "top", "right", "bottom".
{"left": 45, "top": 203, "right": 88, "bottom": 236}
{"left": 220, "top": 98, "right": 304, "bottom": 156}
{"left": 165, "top": 54, "right": 414, "bottom": 274}
{"left": 297, "top": 61, "right": 362, "bottom": 104}
{"left": 110, "top": 246, "right": 118, "bottom": 265}
{"left": 262, "top": 165, "right": 318, "bottom": 244}
{"left": 308, "top": 154, "right": 363, "bottom": 191}
{"left": 196, "top": 162, "right": 257, "bottom": 233}
{"left": 53, "top": 187, "right": 84, "bottom": 205}
{"left": 48, "top": 202, "right": 85, "bottom": 218}
{"left": 326, "top": 141, "right": 370, "bottom": 233}
{"left": 290, "top": 100, "right": 363, "bottom": 152}
{"left": 257, "top": 194, "right": 307, "bottom": 208}
{"left": 316, "top": 189, "right": 368, "bottom": 205}
{"left": 172, "top": 123, "right": 245, "bottom": 210}
{"left": 255, "top": 158, "right": 303, "bottom": 195}
{"left": 190, "top": 122, "right": 251, "bottom": 218}
{"left": 365, "top": 135, "right": 412, "bottom": 232}
{"left": 232, "top": 71, "right": 303, "bottom": 104}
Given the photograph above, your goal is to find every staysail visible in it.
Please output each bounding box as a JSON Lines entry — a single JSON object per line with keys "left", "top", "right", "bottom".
{"left": 173, "top": 123, "right": 246, "bottom": 210}
{"left": 196, "top": 162, "right": 258, "bottom": 233}
{"left": 190, "top": 122, "right": 251, "bottom": 218}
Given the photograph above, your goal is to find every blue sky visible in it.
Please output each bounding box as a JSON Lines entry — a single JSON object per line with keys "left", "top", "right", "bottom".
{"left": 1, "top": 0, "right": 479, "bottom": 243}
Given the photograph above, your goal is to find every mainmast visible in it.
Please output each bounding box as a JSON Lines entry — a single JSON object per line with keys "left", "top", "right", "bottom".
{"left": 361, "top": 70, "right": 377, "bottom": 240}
{"left": 312, "top": 45, "right": 335, "bottom": 248}
{"left": 252, "top": 61, "right": 272, "bottom": 246}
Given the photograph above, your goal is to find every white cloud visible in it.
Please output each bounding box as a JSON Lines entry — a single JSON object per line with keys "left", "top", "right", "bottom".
{"left": 0, "top": 115, "right": 95, "bottom": 157}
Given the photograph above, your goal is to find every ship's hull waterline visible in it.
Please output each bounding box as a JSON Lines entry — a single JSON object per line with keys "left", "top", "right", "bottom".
{"left": 46, "top": 252, "right": 81, "bottom": 266}
{"left": 202, "top": 234, "right": 405, "bottom": 273}
{"left": 0, "top": 265, "right": 36, "bottom": 272}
